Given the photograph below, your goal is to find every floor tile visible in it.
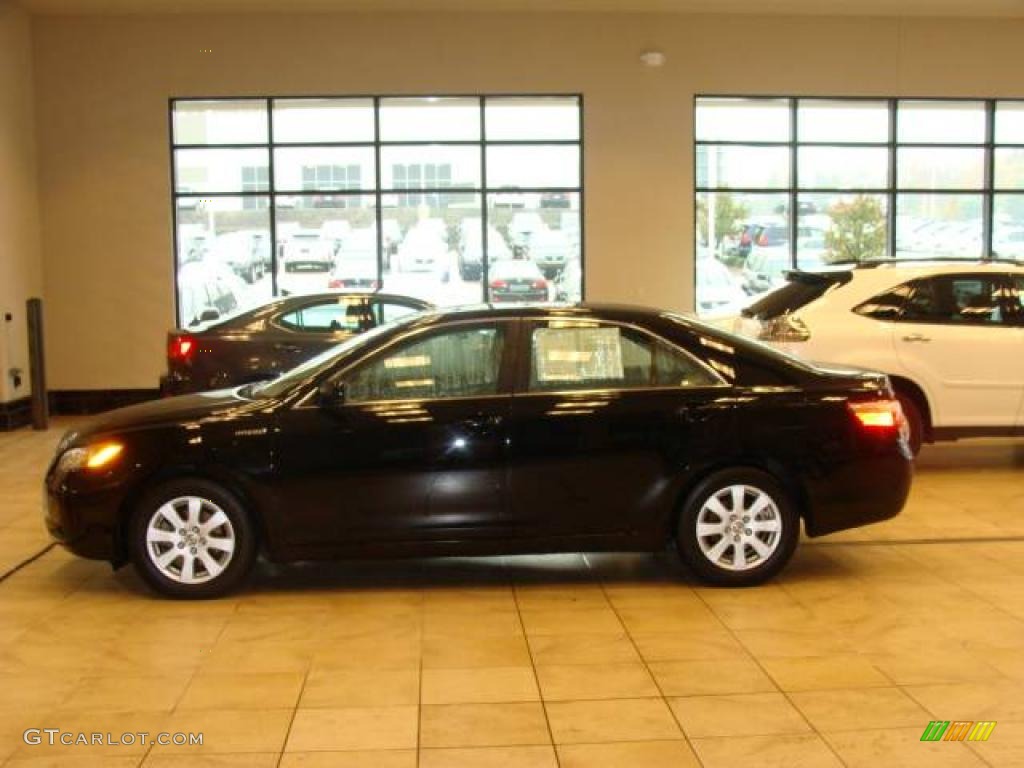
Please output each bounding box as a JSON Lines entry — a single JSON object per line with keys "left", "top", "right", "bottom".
{"left": 760, "top": 655, "right": 891, "bottom": 691}
{"left": 824, "top": 727, "right": 987, "bottom": 767}
{"left": 546, "top": 698, "right": 681, "bottom": 744}
{"left": 790, "top": 687, "right": 930, "bottom": 732}
{"left": 527, "top": 633, "right": 640, "bottom": 665}
{"left": 536, "top": 662, "right": 659, "bottom": 700}
{"left": 154, "top": 709, "right": 292, "bottom": 754}
{"left": 285, "top": 706, "right": 419, "bottom": 751}
{"left": 279, "top": 750, "right": 417, "bottom": 767}
{"left": 669, "top": 692, "right": 810, "bottom": 738}
{"left": 557, "top": 739, "right": 701, "bottom": 767}
{"left": 692, "top": 733, "right": 844, "bottom": 768}
{"left": 420, "top": 745, "right": 558, "bottom": 768}
{"left": 56, "top": 674, "right": 189, "bottom": 712}
{"left": 650, "top": 658, "right": 777, "bottom": 696}
{"left": 420, "top": 702, "right": 550, "bottom": 748}
{"left": 178, "top": 672, "right": 306, "bottom": 710}
{"left": 300, "top": 668, "right": 419, "bottom": 708}
{"left": 422, "top": 666, "right": 539, "bottom": 704}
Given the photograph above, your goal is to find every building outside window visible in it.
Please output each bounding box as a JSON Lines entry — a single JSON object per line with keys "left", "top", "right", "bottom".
{"left": 695, "top": 96, "right": 1024, "bottom": 316}
{"left": 170, "top": 96, "right": 583, "bottom": 328}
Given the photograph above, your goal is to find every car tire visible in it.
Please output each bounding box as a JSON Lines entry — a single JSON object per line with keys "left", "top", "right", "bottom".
{"left": 676, "top": 468, "right": 799, "bottom": 587}
{"left": 130, "top": 478, "right": 256, "bottom": 599}
{"left": 895, "top": 391, "right": 924, "bottom": 456}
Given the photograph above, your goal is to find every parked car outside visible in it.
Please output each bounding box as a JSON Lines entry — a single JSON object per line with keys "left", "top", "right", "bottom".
{"left": 48, "top": 303, "right": 912, "bottom": 597}
{"left": 488, "top": 259, "right": 549, "bottom": 302}
{"left": 555, "top": 258, "right": 582, "bottom": 302}
{"left": 397, "top": 221, "right": 449, "bottom": 274}
{"left": 457, "top": 220, "right": 511, "bottom": 281}
{"left": 329, "top": 228, "right": 379, "bottom": 290}
{"left": 278, "top": 230, "right": 335, "bottom": 296}
{"left": 716, "top": 260, "right": 1024, "bottom": 452}
{"left": 161, "top": 292, "right": 431, "bottom": 395}
{"left": 210, "top": 230, "right": 268, "bottom": 284}
{"left": 529, "top": 228, "right": 573, "bottom": 278}
{"left": 697, "top": 252, "right": 747, "bottom": 315}
{"left": 176, "top": 261, "right": 243, "bottom": 329}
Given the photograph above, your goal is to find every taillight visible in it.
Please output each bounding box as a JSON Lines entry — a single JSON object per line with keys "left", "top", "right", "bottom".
{"left": 169, "top": 334, "right": 195, "bottom": 363}
{"left": 740, "top": 232, "right": 752, "bottom": 245}
{"left": 756, "top": 233, "right": 769, "bottom": 246}
{"left": 491, "top": 280, "right": 508, "bottom": 289}
{"left": 757, "top": 315, "right": 810, "bottom": 342}
{"left": 328, "top": 278, "right": 343, "bottom": 289}
{"left": 849, "top": 399, "right": 904, "bottom": 431}
{"left": 532, "top": 279, "right": 547, "bottom": 289}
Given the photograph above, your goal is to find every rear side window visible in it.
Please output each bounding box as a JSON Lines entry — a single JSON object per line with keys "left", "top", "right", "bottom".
{"left": 901, "top": 275, "right": 1014, "bottom": 326}
{"left": 278, "top": 298, "right": 371, "bottom": 333}
{"left": 528, "top": 323, "right": 721, "bottom": 392}
{"left": 743, "top": 274, "right": 848, "bottom": 320}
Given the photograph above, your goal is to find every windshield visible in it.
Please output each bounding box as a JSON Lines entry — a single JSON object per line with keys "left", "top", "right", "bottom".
{"left": 251, "top": 311, "right": 427, "bottom": 398}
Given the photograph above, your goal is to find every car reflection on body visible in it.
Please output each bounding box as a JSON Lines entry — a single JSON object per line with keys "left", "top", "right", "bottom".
{"left": 48, "top": 303, "right": 912, "bottom": 597}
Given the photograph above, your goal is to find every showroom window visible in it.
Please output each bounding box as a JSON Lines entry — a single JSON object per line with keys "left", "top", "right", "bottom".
{"left": 170, "top": 96, "right": 583, "bottom": 328}
{"left": 694, "top": 96, "right": 1024, "bottom": 315}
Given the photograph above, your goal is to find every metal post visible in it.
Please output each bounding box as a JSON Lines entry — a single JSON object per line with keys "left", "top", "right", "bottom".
{"left": 26, "top": 298, "right": 48, "bottom": 431}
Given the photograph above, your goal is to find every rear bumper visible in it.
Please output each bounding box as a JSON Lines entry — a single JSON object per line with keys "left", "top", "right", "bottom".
{"left": 803, "top": 446, "right": 913, "bottom": 537}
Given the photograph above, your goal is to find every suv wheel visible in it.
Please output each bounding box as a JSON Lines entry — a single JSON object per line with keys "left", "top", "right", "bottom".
{"left": 895, "top": 391, "right": 924, "bottom": 456}
{"left": 676, "top": 468, "right": 799, "bottom": 586}
{"left": 131, "top": 479, "right": 256, "bottom": 598}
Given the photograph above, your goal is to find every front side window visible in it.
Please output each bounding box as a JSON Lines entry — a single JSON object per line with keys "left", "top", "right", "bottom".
{"left": 346, "top": 325, "right": 506, "bottom": 402}
{"left": 528, "top": 323, "right": 720, "bottom": 392}
{"left": 278, "top": 298, "right": 372, "bottom": 333}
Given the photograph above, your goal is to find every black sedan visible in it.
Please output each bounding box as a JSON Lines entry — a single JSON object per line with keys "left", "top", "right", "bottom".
{"left": 47, "top": 304, "right": 912, "bottom": 597}
{"left": 162, "top": 292, "right": 431, "bottom": 395}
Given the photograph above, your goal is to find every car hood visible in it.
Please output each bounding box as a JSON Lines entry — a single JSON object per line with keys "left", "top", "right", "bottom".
{"left": 70, "top": 389, "right": 263, "bottom": 442}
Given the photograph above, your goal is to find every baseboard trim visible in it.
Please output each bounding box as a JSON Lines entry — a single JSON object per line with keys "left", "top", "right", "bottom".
{"left": 48, "top": 388, "right": 161, "bottom": 416}
{"left": 0, "top": 397, "right": 32, "bottom": 431}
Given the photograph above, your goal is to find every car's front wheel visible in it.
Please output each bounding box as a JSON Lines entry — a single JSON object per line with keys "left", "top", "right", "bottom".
{"left": 676, "top": 468, "right": 799, "bottom": 586}
{"left": 130, "top": 479, "right": 256, "bottom": 598}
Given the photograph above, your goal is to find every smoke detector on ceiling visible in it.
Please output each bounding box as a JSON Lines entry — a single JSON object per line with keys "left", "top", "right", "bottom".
{"left": 640, "top": 50, "right": 666, "bottom": 68}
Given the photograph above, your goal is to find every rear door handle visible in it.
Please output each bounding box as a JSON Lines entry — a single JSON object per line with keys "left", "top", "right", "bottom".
{"left": 901, "top": 333, "right": 931, "bottom": 343}
{"left": 274, "top": 343, "right": 303, "bottom": 354}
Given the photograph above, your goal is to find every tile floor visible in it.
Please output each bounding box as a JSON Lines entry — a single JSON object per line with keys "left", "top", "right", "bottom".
{"left": 1, "top": 419, "right": 1023, "bottom": 767}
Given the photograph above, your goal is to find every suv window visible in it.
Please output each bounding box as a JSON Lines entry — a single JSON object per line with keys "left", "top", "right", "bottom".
{"left": 528, "top": 322, "right": 720, "bottom": 392}
{"left": 902, "top": 275, "right": 1013, "bottom": 326}
{"left": 346, "top": 324, "right": 505, "bottom": 402}
{"left": 745, "top": 272, "right": 850, "bottom": 320}
{"left": 279, "top": 298, "right": 372, "bottom": 333}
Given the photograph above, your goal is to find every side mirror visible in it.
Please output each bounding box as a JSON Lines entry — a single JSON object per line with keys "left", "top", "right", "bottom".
{"left": 317, "top": 379, "right": 346, "bottom": 406}
{"left": 199, "top": 308, "right": 220, "bottom": 323}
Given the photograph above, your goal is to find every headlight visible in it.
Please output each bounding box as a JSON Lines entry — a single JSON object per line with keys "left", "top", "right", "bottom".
{"left": 56, "top": 441, "right": 124, "bottom": 474}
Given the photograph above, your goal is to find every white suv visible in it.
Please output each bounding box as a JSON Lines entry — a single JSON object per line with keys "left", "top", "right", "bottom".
{"left": 717, "top": 260, "right": 1024, "bottom": 453}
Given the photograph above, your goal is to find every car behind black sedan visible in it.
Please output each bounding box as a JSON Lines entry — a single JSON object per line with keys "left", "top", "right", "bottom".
{"left": 162, "top": 292, "right": 431, "bottom": 395}
{"left": 47, "top": 304, "right": 912, "bottom": 597}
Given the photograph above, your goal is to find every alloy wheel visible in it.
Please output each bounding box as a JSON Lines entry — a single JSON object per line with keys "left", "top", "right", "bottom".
{"left": 145, "top": 495, "right": 236, "bottom": 584}
{"left": 695, "top": 484, "right": 782, "bottom": 572}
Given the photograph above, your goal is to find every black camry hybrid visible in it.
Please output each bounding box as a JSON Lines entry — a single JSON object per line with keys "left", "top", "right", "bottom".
{"left": 46, "top": 303, "right": 913, "bottom": 597}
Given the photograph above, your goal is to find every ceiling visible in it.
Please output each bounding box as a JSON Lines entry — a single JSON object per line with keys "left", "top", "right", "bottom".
{"left": 16, "top": 0, "right": 1024, "bottom": 16}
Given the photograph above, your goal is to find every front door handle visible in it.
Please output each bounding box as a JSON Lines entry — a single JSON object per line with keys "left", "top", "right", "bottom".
{"left": 461, "top": 414, "right": 505, "bottom": 434}
{"left": 901, "top": 333, "right": 931, "bottom": 343}
{"left": 274, "top": 343, "right": 303, "bottom": 354}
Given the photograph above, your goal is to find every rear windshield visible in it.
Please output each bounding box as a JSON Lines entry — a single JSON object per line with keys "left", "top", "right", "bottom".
{"left": 742, "top": 272, "right": 850, "bottom": 320}
{"left": 285, "top": 261, "right": 331, "bottom": 273}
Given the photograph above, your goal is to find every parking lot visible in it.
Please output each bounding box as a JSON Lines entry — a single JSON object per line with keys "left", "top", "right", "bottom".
{"left": 2, "top": 421, "right": 1021, "bottom": 767}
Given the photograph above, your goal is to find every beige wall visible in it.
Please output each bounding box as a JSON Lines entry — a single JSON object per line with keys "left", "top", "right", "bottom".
{"left": 0, "top": 1, "right": 43, "bottom": 403}
{"left": 28, "top": 11, "right": 1024, "bottom": 390}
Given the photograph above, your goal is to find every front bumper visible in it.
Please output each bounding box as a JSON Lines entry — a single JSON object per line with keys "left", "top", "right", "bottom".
{"left": 45, "top": 467, "right": 127, "bottom": 563}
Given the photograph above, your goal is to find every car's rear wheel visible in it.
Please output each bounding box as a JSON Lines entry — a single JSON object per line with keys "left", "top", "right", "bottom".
{"left": 130, "top": 479, "right": 256, "bottom": 598}
{"left": 676, "top": 468, "right": 799, "bottom": 586}
{"left": 895, "top": 391, "right": 924, "bottom": 456}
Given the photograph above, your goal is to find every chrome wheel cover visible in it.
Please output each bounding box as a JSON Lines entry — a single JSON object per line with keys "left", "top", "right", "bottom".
{"left": 696, "top": 484, "right": 782, "bottom": 572}
{"left": 145, "top": 496, "right": 236, "bottom": 585}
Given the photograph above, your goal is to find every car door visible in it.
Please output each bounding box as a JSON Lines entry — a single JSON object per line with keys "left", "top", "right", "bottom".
{"left": 893, "top": 273, "right": 1024, "bottom": 427}
{"left": 505, "top": 317, "right": 732, "bottom": 539}
{"left": 271, "top": 319, "right": 516, "bottom": 547}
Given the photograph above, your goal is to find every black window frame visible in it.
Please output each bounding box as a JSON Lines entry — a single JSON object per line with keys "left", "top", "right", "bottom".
{"left": 169, "top": 94, "right": 585, "bottom": 327}
{"left": 694, "top": 95, "right": 1024, "bottom": 308}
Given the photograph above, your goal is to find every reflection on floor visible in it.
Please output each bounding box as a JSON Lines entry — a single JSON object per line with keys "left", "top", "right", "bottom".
{"left": 0, "top": 420, "right": 1022, "bottom": 767}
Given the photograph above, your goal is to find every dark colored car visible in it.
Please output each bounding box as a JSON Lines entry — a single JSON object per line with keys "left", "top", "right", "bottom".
{"left": 47, "top": 304, "right": 912, "bottom": 598}
{"left": 161, "top": 292, "right": 431, "bottom": 395}
{"left": 488, "top": 259, "right": 549, "bottom": 302}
